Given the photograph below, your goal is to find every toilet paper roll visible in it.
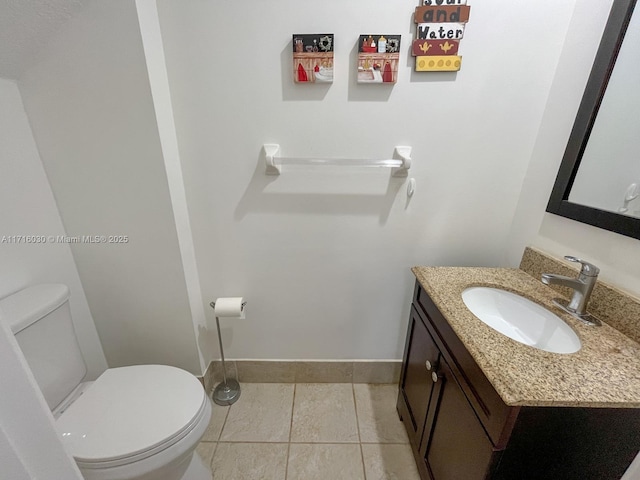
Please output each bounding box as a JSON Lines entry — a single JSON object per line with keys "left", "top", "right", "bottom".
{"left": 214, "top": 297, "right": 245, "bottom": 318}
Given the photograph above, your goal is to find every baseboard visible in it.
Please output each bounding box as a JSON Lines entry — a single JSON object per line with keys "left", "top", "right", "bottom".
{"left": 201, "top": 360, "right": 401, "bottom": 391}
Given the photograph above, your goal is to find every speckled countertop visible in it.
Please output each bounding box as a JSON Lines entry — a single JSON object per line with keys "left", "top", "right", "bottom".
{"left": 412, "top": 266, "right": 640, "bottom": 408}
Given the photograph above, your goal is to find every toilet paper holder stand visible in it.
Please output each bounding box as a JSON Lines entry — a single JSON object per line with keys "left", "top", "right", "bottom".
{"left": 208, "top": 300, "right": 246, "bottom": 406}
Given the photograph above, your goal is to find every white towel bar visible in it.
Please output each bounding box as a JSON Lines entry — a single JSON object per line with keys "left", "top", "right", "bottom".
{"left": 263, "top": 144, "right": 411, "bottom": 177}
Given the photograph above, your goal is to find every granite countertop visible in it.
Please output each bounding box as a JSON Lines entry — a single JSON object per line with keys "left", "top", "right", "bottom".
{"left": 412, "top": 266, "right": 640, "bottom": 408}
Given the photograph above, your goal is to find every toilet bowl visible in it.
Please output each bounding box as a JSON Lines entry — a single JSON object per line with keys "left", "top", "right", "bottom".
{"left": 0, "top": 284, "right": 212, "bottom": 480}
{"left": 57, "top": 365, "right": 212, "bottom": 480}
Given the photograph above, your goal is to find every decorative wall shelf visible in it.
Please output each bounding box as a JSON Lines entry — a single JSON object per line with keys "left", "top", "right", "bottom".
{"left": 263, "top": 144, "right": 412, "bottom": 177}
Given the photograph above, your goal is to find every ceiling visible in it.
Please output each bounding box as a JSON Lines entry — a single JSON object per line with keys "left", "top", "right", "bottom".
{"left": 0, "top": 0, "right": 90, "bottom": 79}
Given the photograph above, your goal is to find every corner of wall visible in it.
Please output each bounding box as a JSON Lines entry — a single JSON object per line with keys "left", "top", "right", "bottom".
{"left": 136, "top": 0, "right": 210, "bottom": 375}
{"left": 505, "top": 0, "right": 615, "bottom": 268}
{"left": 0, "top": 77, "right": 108, "bottom": 379}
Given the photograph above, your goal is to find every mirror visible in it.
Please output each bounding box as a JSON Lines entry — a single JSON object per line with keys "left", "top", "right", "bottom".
{"left": 547, "top": 0, "right": 640, "bottom": 240}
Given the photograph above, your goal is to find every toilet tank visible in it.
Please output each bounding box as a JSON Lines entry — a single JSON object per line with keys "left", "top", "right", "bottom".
{"left": 0, "top": 284, "right": 87, "bottom": 411}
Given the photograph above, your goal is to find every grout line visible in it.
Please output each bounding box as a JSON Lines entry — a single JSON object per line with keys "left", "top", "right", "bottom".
{"left": 359, "top": 441, "right": 411, "bottom": 445}
{"left": 361, "top": 442, "right": 367, "bottom": 480}
{"left": 215, "top": 440, "right": 364, "bottom": 444}
{"left": 201, "top": 400, "right": 231, "bottom": 472}
{"left": 214, "top": 441, "right": 292, "bottom": 445}
{"left": 216, "top": 405, "right": 231, "bottom": 442}
{"left": 209, "top": 442, "right": 218, "bottom": 470}
{"left": 352, "top": 383, "right": 367, "bottom": 480}
{"left": 352, "top": 383, "right": 362, "bottom": 443}
{"left": 208, "top": 404, "right": 231, "bottom": 471}
{"left": 284, "top": 383, "right": 296, "bottom": 480}
{"left": 289, "top": 383, "right": 296, "bottom": 443}
{"left": 288, "top": 440, "right": 361, "bottom": 444}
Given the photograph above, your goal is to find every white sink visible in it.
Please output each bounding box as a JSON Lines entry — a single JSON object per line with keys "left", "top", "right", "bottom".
{"left": 461, "top": 287, "right": 581, "bottom": 354}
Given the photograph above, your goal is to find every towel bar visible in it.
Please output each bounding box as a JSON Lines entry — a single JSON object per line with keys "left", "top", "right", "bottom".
{"left": 263, "top": 144, "right": 411, "bottom": 177}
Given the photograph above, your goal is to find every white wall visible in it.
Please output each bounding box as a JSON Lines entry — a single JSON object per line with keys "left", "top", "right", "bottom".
{"left": 156, "top": 0, "right": 576, "bottom": 359}
{"left": 507, "top": 0, "right": 640, "bottom": 298}
{"left": 136, "top": 0, "right": 210, "bottom": 374}
{"left": 0, "top": 78, "right": 107, "bottom": 379}
{"left": 18, "top": 0, "right": 202, "bottom": 374}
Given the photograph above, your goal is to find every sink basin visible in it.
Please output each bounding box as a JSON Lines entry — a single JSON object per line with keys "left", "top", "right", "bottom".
{"left": 461, "top": 287, "right": 581, "bottom": 354}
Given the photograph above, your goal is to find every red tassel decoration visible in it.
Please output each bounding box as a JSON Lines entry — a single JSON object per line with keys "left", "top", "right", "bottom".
{"left": 383, "top": 62, "right": 393, "bottom": 83}
{"left": 297, "top": 63, "right": 308, "bottom": 82}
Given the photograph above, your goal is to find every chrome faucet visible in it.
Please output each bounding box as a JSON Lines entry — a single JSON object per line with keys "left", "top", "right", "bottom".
{"left": 541, "top": 256, "right": 601, "bottom": 326}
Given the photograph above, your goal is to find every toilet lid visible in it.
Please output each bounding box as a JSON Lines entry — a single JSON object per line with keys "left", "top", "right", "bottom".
{"left": 56, "top": 365, "right": 206, "bottom": 464}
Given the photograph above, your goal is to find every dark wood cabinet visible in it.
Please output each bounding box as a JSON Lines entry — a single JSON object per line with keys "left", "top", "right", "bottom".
{"left": 398, "top": 281, "right": 640, "bottom": 480}
{"left": 421, "top": 356, "right": 497, "bottom": 480}
{"left": 400, "top": 307, "right": 439, "bottom": 443}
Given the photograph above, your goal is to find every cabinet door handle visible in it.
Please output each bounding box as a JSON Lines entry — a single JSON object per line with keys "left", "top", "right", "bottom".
{"left": 431, "top": 371, "right": 440, "bottom": 383}
{"left": 425, "top": 360, "right": 432, "bottom": 371}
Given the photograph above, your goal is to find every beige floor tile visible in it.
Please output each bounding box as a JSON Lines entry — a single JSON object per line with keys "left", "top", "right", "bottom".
{"left": 219, "top": 383, "right": 294, "bottom": 442}
{"left": 287, "top": 444, "right": 365, "bottom": 480}
{"left": 354, "top": 384, "right": 409, "bottom": 443}
{"left": 195, "top": 441, "right": 216, "bottom": 469}
{"left": 211, "top": 443, "right": 287, "bottom": 480}
{"left": 201, "top": 404, "right": 229, "bottom": 442}
{"left": 290, "top": 383, "right": 359, "bottom": 443}
{"left": 361, "top": 444, "right": 421, "bottom": 480}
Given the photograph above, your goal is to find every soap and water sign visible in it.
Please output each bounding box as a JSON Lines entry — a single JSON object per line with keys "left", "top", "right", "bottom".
{"left": 413, "top": 0, "right": 471, "bottom": 72}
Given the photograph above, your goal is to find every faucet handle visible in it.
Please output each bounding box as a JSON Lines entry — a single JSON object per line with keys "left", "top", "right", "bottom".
{"left": 564, "top": 256, "right": 600, "bottom": 276}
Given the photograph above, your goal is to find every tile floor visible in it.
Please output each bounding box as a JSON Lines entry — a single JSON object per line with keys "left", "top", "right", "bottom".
{"left": 196, "top": 383, "right": 421, "bottom": 480}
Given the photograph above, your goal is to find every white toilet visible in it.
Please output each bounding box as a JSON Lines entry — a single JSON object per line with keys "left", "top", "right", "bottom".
{"left": 0, "top": 284, "right": 212, "bottom": 480}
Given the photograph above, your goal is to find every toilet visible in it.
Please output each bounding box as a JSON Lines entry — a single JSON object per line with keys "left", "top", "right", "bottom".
{"left": 0, "top": 284, "right": 212, "bottom": 480}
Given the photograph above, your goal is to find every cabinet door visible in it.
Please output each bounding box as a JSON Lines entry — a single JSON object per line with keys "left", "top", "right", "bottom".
{"left": 399, "top": 307, "right": 440, "bottom": 443}
{"left": 421, "top": 358, "right": 496, "bottom": 480}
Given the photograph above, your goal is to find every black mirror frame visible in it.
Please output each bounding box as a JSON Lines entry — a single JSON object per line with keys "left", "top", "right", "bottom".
{"left": 546, "top": 0, "right": 640, "bottom": 240}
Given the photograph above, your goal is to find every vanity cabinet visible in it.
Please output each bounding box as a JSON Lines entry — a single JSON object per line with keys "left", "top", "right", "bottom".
{"left": 419, "top": 347, "right": 497, "bottom": 479}
{"left": 399, "top": 306, "right": 439, "bottom": 444}
{"left": 397, "top": 281, "right": 640, "bottom": 480}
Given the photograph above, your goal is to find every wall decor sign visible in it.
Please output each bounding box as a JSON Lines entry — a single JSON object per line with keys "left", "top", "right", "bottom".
{"left": 412, "top": 1, "right": 470, "bottom": 72}
{"left": 357, "top": 35, "right": 402, "bottom": 84}
{"left": 292, "top": 34, "right": 334, "bottom": 83}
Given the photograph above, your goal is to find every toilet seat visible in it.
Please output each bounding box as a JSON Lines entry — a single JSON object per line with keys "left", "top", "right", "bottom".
{"left": 56, "top": 365, "right": 207, "bottom": 469}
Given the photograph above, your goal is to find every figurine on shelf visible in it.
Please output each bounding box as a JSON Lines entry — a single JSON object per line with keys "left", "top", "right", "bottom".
{"left": 378, "top": 35, "right": 387, "bottom": 53}
{"left": 363, "top": 35, "right": 376, "bottom": 53}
